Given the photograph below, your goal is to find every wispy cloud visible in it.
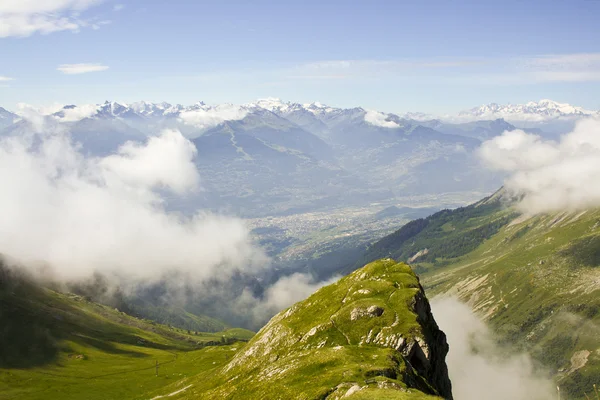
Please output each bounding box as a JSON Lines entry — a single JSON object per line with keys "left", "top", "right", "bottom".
{"left": 285, "top": 59, "right": 482, "bottom": 81}
{"left": 0, "top": 76, "right": 14, "bottom": 82}
{"left": 0, "top": 0, "right": 106, "bottom": 38}
{"left": 113, "top": 4, "right": 125, "bottom": 11}
{"left": 57, "top": 63, "right": 109, "bottom": 74}
{"left": 521, "top": 53, "right": 600, "bottom": 83}
{"left": 478, "top": 119, "right": 600, "bottom": 214}
{"left": 283, "top": 54, "right": 600, "bottom": 84}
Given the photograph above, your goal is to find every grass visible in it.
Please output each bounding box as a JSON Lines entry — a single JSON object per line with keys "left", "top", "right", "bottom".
{"left": 0, "top": 267, "right": 253, "bottom": 400}
{"left": 584, "top": 384, "right": 599, "bottom": 400}
{"left": 362, "top": 202, "right": 600, "bottom": 399}
{"left": 172, "top": 259, "right": 450, "bottom": 399}
{"left": 0, "top": 342, "right": 239, "bottom": 400}
{"left": 352, "top": 189, "right": 600, "bottom": 399}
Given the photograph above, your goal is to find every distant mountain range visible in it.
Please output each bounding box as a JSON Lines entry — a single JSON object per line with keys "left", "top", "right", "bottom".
{"left": 458, "top": 99, "right": 597, "bottom": 122}
{"left": 0, "top": 99, "right": 595, "bottom": 216}
{"left": 4, "top": 98, "right": 597, "bottom": 126}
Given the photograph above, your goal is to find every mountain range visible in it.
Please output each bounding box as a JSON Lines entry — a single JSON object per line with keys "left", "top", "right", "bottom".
{"left": 1, "top": 99, "right": 596, "bottom": 216}
{"left": 3, "top": 98, "right": 596, "bottom": 126}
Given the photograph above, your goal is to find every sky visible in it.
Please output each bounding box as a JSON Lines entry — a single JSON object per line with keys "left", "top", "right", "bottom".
{"left": 1, "top": 0, "right": 599, "bottom": 114}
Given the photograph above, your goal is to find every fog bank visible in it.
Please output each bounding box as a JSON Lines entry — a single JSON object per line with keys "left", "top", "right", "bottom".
{"left": 431, "top": 297, "right": 555, "bottom": 400}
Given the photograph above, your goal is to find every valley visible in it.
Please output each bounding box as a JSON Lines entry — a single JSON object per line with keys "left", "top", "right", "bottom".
{"left": 1, "top": 98, "right": 600, "bottom": 400}
{"left": 3, "top": 2, "right": 600, "bottom": 398}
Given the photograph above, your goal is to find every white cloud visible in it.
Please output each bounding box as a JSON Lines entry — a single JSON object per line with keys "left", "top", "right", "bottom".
{"left": 57, "top": 63, "right": 109, "bottom": 74}
{"left": 0, "top": 0, "right": 105, "bottom": 38}
{"left": 478, "top": 118, "right": 600, "bottom": 213}
{"left": 261, "top": 273, "right": 339, "bottom": 312}
{"left": 113, "top": 4, "right": 124, "bottom": 11}
{"left": 179, "top": 104, "right": 249, "bottom": 132}
{"left": 55, "top": 104, "right": 99, "bottom": 121}
{"left": 100, "top": 130, "right": 200, "bottom": 195}
{"left": 17, "top": 103, "right": 100, "bottom": 122}
{"left": 0, "top": 76, "right": 14, "bottom": 81}
{"left": 432, "top": 297, "right": 555, "bottom": 400}
{"left": 0, "top": 114, "right": 267, "bottom": 282}
{"left": 237, "top": 273, "right": 340, "bottom": 326}
{"left": 16, "top": 102, "right": 66, "bottom": 117}
{"left": 364, "top": 110, "right": 399, "bottom": 128}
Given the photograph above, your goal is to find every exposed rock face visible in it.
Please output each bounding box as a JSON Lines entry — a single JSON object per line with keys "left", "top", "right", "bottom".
{"left": 193, "top": 259, "right": 453, "bottom": 399}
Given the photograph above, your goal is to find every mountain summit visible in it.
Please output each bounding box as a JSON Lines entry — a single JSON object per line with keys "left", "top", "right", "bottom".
{"left": 183, "top": 259, "right": 453, "bottom": 399}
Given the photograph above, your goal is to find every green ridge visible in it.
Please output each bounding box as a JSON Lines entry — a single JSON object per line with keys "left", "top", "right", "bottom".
{"left": 171, "top": 259, "right": 452, "bottom": 400}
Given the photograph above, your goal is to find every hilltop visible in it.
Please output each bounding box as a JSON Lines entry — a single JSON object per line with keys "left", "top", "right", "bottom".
{"left": 169, "top": 259, "right": 453, "bottom": 399}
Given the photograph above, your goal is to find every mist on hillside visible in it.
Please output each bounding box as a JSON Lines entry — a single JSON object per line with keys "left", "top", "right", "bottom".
{"left": 0, "top": 110, "right": 324, "bottom": 327}
{"left": 431, "top": 297, "right": 555, "bottom": 400}
{"left": 479, "top": 118, "right": 600, "bottom": 214}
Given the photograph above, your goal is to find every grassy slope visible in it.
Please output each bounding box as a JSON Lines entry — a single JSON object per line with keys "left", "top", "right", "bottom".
{"left": 358, "top": 192, "right": 600, "bottom": 399}
{"left": 423, "top": 210, "right": 600, "bottom": 399}
{"left": 126, "top": 302, "right": 231, "bottom": 333}
{"left": 164, "top": 259, "right": 450, "bottom": 400}
{"left": 351, "top": 190, "right": 514, "bottom": 274}
{"left": 0, "top": 270, "right": 253, "bottom": 400}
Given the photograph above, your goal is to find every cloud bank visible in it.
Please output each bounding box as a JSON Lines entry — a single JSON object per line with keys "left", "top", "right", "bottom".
{"left": 237, "top": 273, "right": 340, "bottom": 327}
{"left": 57, "top": 63, "right": 109, "bottom": 74}
{"left": 431, "top": 297, "right": 555, "bottom": 400}
{"left": 179, "top": 104, "right": 249, "bottom": 131}
{"left": 478, "top": 118, "right": 600, "bottom": 213}
{"left": 55, "top": 104, "right": 99, "bottom": 121}
{"left": 364, "top": 110, "right": 399, "bottom": 128}
{"left": 0, "top": 115, "right": 266, "bottom": 282}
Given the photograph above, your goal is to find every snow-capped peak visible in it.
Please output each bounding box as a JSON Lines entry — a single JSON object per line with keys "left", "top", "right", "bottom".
{"left": 130, "top": 101, "right": 173, "bottom": 116}
{"left": 301, "top": 101, "right": 339, "bottom": 115}
{"left": 0, "top": 106, "right": 17, "bottom": 121}
{"left": 250, "top": 98, "right": 290, "bottom": 112}
{"left": 459, "top": 99, "right": 595, "bottom": 122}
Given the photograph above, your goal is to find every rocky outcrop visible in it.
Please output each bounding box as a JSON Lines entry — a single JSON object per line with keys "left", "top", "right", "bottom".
{"left": 192, "top": 259, "right": 453, "bottom": 399}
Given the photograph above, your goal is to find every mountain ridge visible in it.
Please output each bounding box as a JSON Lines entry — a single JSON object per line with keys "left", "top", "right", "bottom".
{"left": 177, "top": 259, "right": 453, "bottom": 399}
{"left": 4, "top": 98, "right": 597, "bottom": 126}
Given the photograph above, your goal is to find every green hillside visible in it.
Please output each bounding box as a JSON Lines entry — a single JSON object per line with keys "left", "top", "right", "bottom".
{"left": 167, "top": 259, "right": 453, "bottom": 399}
{"left": 0, "top": 266, "right": 253, "bottom": 400}
{"left": 126, "top": 302, "right": 230, "bottom": 333}
{"left": 358, "top": 190, "right": 600, "bottom": 399}
{"left": 351, "top": 188, "right": 515, "bottom": 274}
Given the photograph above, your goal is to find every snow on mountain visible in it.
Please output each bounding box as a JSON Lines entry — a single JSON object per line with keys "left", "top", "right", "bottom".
{"left": 129, "top": 101, "right": 182, "bottom": 117}
{"left": 457, "top": 99, "right": 597, "bottom": 122}
{"left": 5, "top": 98, "right": 597, "bottom": 134}
{"left": 401, "top": 111, "right": 437, "bottom": 122}
{"left": 0, "top": 107, "right": 18, "bottom": 129}
{"left": 246, "top": 98, "right": 341, "bottom": 116}
{"left": 301, "top": 101, "right": 339, "bottom": 115}
{"left": 249, "top": 98, "right": 292, "bottom": 113}
{"left": 0, "top": 107, "right": 17, "bottom": 123}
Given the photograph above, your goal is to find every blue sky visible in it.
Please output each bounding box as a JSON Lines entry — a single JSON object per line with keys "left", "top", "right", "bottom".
{"left": 1, "top": 0, "right": 599, "bottom": 113}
